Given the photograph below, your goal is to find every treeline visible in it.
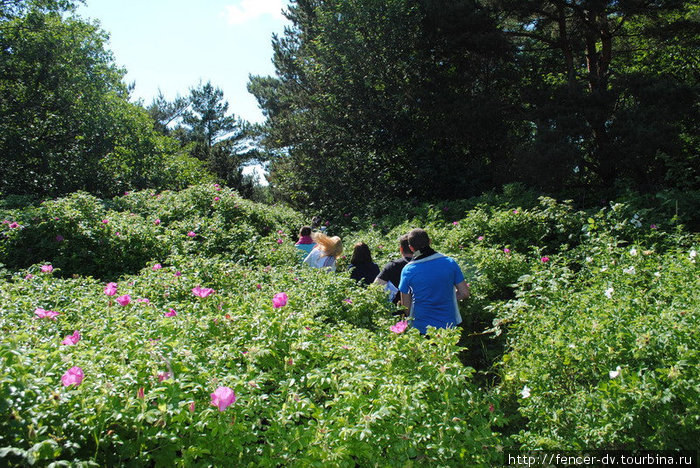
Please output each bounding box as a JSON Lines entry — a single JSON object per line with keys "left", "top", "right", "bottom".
{"left": 2, "top": 0, "right": 697, "bottom": 213}
{"left": 0, "top": 0, "right": 257, "bottom": 198}
{"left": 249, "top": 0, "right": 698, "bottom": 215}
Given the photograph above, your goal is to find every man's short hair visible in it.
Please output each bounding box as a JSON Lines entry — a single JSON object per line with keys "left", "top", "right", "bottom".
{"left": 299, "top": 226, "right": 312, "bottom": 237}
{"left": 407, "top": 228, "right": 430, "bottom": 250}
{"left": 399, "top": 234, "right": 410, "bottom": 253}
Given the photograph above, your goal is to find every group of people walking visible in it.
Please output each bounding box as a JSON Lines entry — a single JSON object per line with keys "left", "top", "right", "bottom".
{"left": 294, "top": 225, "right": 470, "bottom": 335}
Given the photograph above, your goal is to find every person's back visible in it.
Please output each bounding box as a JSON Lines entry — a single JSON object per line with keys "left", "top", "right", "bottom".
{"left": 400, "top": 256, "right": 463, "bottom": 332}
{"left": 350, "top": 263, "right": 379, "bottom": 285}
{"left": 295, "top": 226, "right": 316, "bottom": 260}
{"left": 349, "top": 242, "right": 379, "bottom": 286}
{"left": 398, "top": 228, "right": 469, "bottom": 334}
{"left": 303, "top": 232, "right": 342, "bottom": 272}
{"left": 374, "top": 235, "right": 413, "bottom": 303}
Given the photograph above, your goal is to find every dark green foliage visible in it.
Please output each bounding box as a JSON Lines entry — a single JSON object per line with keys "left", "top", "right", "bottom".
{"left": 249, "top": 0, "right": 519, "bottom": 216}
{"left": 488, "top": 0, "right": 698, "bottom": 192}
{"left": 250, "top": 0, "right": 697, "bottom": 215}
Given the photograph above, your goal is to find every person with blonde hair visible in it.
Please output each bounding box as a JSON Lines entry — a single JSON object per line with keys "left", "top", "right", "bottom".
{"left": 303, "top": 232, "right": 343, "bottom": 271}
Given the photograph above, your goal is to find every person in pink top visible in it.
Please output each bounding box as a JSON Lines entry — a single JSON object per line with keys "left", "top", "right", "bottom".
{"left": 295, "top": 226, "right": 316, "bottom": 259}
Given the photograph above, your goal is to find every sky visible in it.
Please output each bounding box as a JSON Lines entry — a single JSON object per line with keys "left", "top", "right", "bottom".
{"left": 76, "top": 0, "right": 291, "bottom": 125}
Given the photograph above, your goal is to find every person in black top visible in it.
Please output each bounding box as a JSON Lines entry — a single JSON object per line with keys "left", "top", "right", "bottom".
{"left": 349, "top": 242, "right": 380, "bottom": 286}
{"left": 373, "top": 234, "right": 413, "bottom": 303}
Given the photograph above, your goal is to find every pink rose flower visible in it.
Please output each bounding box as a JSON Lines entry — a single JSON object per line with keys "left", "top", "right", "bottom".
{"left": 158, "top": 372, "right": 171, "bottom": 382}
{"left": 210, "top": 386, "right": 236, "bottom": 411}
{"left": 152, "top": 263, "right": 162, "bottom": 270}
{"left": 154, "top": 218, "right": 161, "bottom": 225}
{"left": 272, "top": 292, "right": 288, "bottom": 308}
{"left": 9, "top": 222, "right": 19, "bottom": 229}
{"left": 104, "top": 282, "right": 118, "bottom": 296}
{"left": 541, "top": 256, "right": 550, "bottom": 263}
{"left": 41, "top": 265, "right": 53, "bottom": 273}
{"left": 503, "top": 248, "right": 510, "bottom": 254}
{"left": 35, "top": 307, "right": 59, "bottom": 320}
{"left": 164, "top": 308, "right": 177, "bottom": 317}
{"left": 116, "top": 295, "right": 131, "bottom": 306}
{"left": 61, "top": 366, "right": 84, "bottom": 387}
{"left": 192, "top": 286, "right": 214, "bottom": 298}
{"left": 61, "top": 330, "right": 80, "bottom": 346}
{"left": 187, "top": 231, "right": 196, "bottom": 238}
{"left": 390, "top": 320, "right": 408, "bottom": 334}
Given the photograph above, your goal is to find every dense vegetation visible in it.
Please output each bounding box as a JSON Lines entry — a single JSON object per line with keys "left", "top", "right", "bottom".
{"left": 249, "top": 0, "right": 698, "bottom": 215}
{"left": 1, "top": 0, "right": 698, "bottom": 465}
{"left": 1, "top": 184, "right": 697, "bottom": 465}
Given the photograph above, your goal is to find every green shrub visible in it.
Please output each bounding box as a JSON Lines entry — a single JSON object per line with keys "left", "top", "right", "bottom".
{"left": 0, "top": 258, "right": 502, "bottom": 466}
{"left": 496, "top": 237, "right": 699, "bottom": 450}
{"left": 2, "top": 184, "right": 698, "bottom": 463}
{"left": 0, "top": 185, "right": 305, "bottom": 280}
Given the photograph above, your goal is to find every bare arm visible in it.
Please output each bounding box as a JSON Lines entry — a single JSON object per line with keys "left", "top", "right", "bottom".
{"left": 373, "top": 277, "right": 388, "bottom": 286}
{"left": 455, "top": 281, "right": 470, "bottom": 301}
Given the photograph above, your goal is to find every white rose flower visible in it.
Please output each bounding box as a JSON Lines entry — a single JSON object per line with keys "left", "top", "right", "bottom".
{"left": 605, "top": 287, "right": 614, "bottom": 298}
{"left": 609, "top": 366, "right": 622, "bottom": 379}
{"left": 521, "top": 385, "right": 531, "bottom": 398}
{"left": 623, "top": 266, "right": 636, "bottom": 275}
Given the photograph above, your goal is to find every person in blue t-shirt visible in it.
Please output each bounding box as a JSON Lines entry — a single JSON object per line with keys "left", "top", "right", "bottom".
{"left": 398, "top": 228, "right": 470, "bottom": 335}
{"left": 295, "top": 226, "right": 316, "bottom": 260}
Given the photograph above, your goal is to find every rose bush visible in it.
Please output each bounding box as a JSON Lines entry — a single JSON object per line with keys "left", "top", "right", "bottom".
{"left": 1, "top": 184, "right": 697, "bottom": 465}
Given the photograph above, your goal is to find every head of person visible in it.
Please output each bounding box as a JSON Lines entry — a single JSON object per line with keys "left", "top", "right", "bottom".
{"left": 350, "top": 242, "right": 373, "bottom": 265}
{"left": 399, "top": 234, "right": 412, "bottom": 257}
{"left": 312, "top": 232, "right": 343, "bottom": 258}
{"left": 407, "top": 228, "right": 430, "bottom": 252}
{"left": 299, "top": 226, "right": 312, "bottom": 237}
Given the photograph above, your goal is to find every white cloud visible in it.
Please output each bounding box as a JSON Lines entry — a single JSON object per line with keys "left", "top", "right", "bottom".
{"left": 224, "top": 0, "right": 286, "bottom": 25}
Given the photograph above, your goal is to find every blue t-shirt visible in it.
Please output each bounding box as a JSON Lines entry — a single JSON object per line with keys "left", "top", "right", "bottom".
{"left": 398, "top": 254, "right": 465, "bottom": 334}
{"left": 295, "top": 242, "right": 316, "bottom": 261}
